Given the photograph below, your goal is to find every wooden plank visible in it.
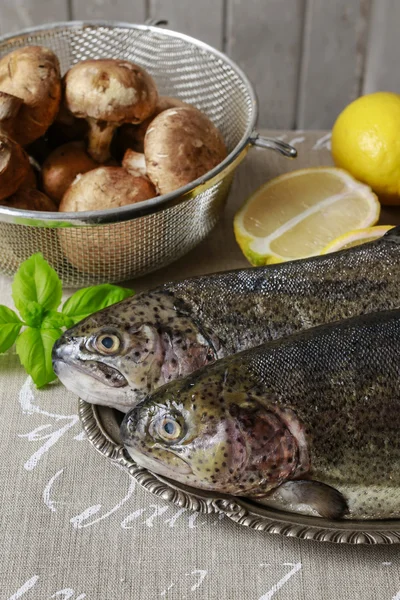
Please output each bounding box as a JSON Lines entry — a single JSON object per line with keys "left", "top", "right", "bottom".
{"left": 296, "top": 0, "right": 371, "bottom": 129}
{"left": 149, "top": 0, "right": 224, "bottom": 50}
{"left": 0, "top": 0, "right": 69, "bottom": 36}
{"left": 72, "top": 0, "right": 146, "bottom": 23}
{"left": 226, "top": 0, "right": 305, "bottom": 129}
{"left": 363, "top": 0, "right": 400, "bottom": 93}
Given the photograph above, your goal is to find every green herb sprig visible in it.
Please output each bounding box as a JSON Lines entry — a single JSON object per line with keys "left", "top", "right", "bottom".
{"left": 0, "top": 253, "right": 134, "bottom": 387}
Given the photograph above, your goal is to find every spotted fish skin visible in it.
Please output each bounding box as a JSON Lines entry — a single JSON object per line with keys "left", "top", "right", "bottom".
{"left": 166, "top": 227, "right": 400, "bottom": 354}
{"left": 121, "top": 309, "right": 400, "bottom": 520}
{"left": 54, "top": 227, "right": 400, "bottom": 411}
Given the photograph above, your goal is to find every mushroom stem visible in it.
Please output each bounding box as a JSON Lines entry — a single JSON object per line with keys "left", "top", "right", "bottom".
{"left": 87, "top": 119, "right": 117, "bottom": 163}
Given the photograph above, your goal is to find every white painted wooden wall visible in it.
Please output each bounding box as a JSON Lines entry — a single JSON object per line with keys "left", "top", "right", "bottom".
{"left": 0, "top": 0, "right": 395, "bottom": 129}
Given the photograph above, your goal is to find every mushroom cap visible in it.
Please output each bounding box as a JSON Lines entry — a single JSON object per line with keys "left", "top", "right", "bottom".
{"left": 0, "top": 91, "right": 23, "bottom": 138}
{"left": 64, "top": 59, "right": 158, "bottom": 125}
{"left": 115, "top": 96, "right": 193, "bottom": 155}
{"left": 0, "top": 188, "right": 57, "bottom": 211}
{"left": 0, "top": 46, "right": 61, "bottom": 146}
{"left": 59, "top": 167, "right": 156, "bottom": 212}
{"left": 144, "top": 107, "right": 227, "bottom": 194}
{"left": 42, "top": 141, "right": 98, "bottom": 203}
{"left": 19, "top": 163, "right": 38, "bottom": 190}
{"left": 0, "top": 134, "right": 30, "bottom": 201}
{"left": 58, "top": 167, "right": 157, "bottom": 274}
{"left": 122, "top": 149, "right": 147, "bottom": 178}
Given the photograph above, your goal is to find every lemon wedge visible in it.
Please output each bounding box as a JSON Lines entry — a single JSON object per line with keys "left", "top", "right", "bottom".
{"left": 320, "top": 225, "right": 394, "bottom": 254}
{"left": 233, "top": 167, "right": 380, "bottom": 265}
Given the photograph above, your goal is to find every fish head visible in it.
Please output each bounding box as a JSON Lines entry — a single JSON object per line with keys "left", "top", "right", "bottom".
{"left": 120, "top": 364, "right": 306, "bottom": 494}
{"left": 52, "top": 291, "right": 219, "bottom": 412}
{"left": 120, "top": 373, "right": 238, "bottom": 487}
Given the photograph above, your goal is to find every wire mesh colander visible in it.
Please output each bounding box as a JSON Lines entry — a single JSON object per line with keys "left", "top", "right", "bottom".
{"left": 0, "top": 21, "right": 296, "bottom": 287}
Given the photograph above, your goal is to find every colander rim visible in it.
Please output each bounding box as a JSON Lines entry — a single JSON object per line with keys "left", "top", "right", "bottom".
{"left": 0, "top": 20, "right": 258, "bottom": 226}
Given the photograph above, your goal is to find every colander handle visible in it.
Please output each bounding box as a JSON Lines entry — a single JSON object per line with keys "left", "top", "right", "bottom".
{"left": 249, "top": 133, "right": 297, "bottom": 158}
{"left": 145, "top": 18, "right": 169, "bottom": 27}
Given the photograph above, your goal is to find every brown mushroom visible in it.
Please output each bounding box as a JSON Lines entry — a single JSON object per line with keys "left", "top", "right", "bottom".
{"left": 5, "top": 153, "right": 38, "bottom": 194}
{"left": 19, "top": 163, "right": 38, "bottom": 190}
{"left": 0, "top": 188, "right": 57, "bottom": 211}
{"left": 41, "top": 142, "right": 98, "bottom": 204}
{"left": 0, "top": 134, "right": 30, "bottom": 201}
{"left": 144, "top": 107, "right": 227, "bottom": 194}
{"left": 58, "top": 167, "right": 156, "bottom": 274}
{"left": 59, "top": 167, "right": 156, "bottom": 212}
{"left": 0, "top": 46, "right": 61, "bottom": 146}
{"left": 115, "top": 96, "right": 193, "bottom": 156}
{"left": 64, "top": 59, "right": 158, "bottom": 163}
{"left": 122, "top": 149, "right": 147, "bottom": 178}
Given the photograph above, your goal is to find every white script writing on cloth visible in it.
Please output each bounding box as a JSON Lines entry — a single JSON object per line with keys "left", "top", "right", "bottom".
{"left": 8, "top": 566, "right": 304, "bottom": 600}
{"left": 17, "top": 377, "right": 222, "bottom": 531}
{"left": 7, "top": 575, "right": 86, "bottom": 600}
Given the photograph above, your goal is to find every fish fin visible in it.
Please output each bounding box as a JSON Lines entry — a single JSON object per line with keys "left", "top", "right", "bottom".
{"left": 262, "top": 480, "right": 348, "bottom": 520}
{"left": 383, "top": 225, "right": 400, "bottom": 243}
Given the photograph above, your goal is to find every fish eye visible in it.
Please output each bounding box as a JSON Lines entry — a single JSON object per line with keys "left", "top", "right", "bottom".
{"left": 151, "top": 415, "right": 185, "bottom": 443}
{"left": 95, "top": 333, "right": 121, "bottom": 355}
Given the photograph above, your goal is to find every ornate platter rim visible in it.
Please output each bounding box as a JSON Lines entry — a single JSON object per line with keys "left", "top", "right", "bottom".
{"left": 79, "top": 399, "right": 400, "bottom": 545}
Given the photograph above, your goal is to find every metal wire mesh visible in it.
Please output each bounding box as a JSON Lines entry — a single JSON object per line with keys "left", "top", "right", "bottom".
{"left": 0, "top": 23, "right": 255, "bottom": 286}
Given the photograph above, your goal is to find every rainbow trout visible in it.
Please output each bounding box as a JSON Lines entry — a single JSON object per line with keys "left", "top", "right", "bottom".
{"left": 121, "top": 309, "right": 400, "bottom": 520}
{"left": 53, "top": 226, "right": 400, "bottom": 412}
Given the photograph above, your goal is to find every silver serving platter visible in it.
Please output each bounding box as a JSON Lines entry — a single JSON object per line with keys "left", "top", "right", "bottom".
{"left": 79, "top": 399, "right": 400, "bottom": 545}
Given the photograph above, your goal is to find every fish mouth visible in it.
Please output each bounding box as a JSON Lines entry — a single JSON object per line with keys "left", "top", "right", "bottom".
{"left": 54, "top": 361, "right": 137, "bottom": 412}
{"left": 130, "top": 447, "right": 193, "bottom": 476}
{"left": 123, "top": 442, "right": 193, "bottom": 477}
{"left": 54, "top": 358, "right": 128, "bottom": 389}
{"left": 93, "top": 361, "right": 128, "bottom": 387}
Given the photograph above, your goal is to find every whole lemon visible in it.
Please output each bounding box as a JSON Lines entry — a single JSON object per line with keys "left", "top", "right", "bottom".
{"left": 331, "top": 92, "right": 400, "bottom": 205}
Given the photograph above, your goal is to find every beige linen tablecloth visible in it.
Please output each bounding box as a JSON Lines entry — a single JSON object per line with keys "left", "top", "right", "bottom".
{"left": 2, "top": 131, "right": 400, "bottom": 600}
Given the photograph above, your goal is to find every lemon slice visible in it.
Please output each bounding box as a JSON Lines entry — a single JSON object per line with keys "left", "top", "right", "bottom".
{"left": 233, "top": 167, "right": 381, "bottom": 265}
{"left": 320, "top": 225, "right": 395, "bottom": 254}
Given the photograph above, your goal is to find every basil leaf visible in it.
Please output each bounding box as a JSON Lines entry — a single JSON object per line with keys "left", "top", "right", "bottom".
{"left": 20, "top": 300, "right": 45, "bottom": 328}
{"left": 41, "top": 310, "right": 74, "bottom": 330}
{"left": 12, "top": 253, "right": 62, "bottom": 317}
{"left": 0, "top": 305, "right": 23, "bottom": 353}
{"left": 16, "top": 327, "right": 62, "bottom": 388}
{"left": 62, "top": 284, "right": 134, "bottom": 323}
